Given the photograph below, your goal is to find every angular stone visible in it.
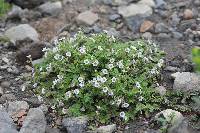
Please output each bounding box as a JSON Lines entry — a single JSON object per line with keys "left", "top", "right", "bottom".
{"left": 76, "top": 11, "right": 99, "bottom": 26}
{"left": 172, "top": 72, "right": 200, "bottom": 92}
{"left": 96, "top": 124, "right": 116, "bottom": 133}
{"left": 140, "top": 20, "right": 154, "bottom": 33}
{"left": 7, "top": 0, "right": 45, "bottom": 9}
{"left": 183, "top": 9, "right": 193, "bottom": 20}
{"left": 5, "top": 24, "right": 39, "bottom": 43}
{"left": 155, "top": 109, "right": 184, "bottom": 126}
{"left": 138, "top": 0, "right": 155, "bottom": 7}
{"left": 8, "top": 101, "right": 29, "bottom": 116}
{"left": 38, "top": 2, "right": 62, "bottom": 16}
{"left": 0, "top": 94, "right": 16, "bottom": 104}
{"left": 20, "top": 108, "right": 46, "bottom": 133}
{"left": 0, "top": 110, "right": 18, "bottom": 133}
{"left": 155, "top": 23, "right": 169, "bottom": 33}
{"left": 62, "top": 116, "right": 88, "bottom": 133}
{"left": 118, "top": 3, "right": 152, "bottom": 18}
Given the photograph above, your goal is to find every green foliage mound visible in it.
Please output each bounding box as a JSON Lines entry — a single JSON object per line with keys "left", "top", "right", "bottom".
{"left": 32, "top": 32, "right": 165, "bottom": 124}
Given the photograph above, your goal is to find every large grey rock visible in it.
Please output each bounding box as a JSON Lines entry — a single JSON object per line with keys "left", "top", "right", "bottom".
{"left": 0, "top": 110, "right": 18, "bottom": 133}
{"left": 138, "top": 0, "right": 155, "bottom": 7}
{"left": 96, "top": 124, "right": 116, "bottom": 133}
{"left": 8, "top": 101, "right": 29, "bottom": 116}
{"left": 38, "top": 2, "right": 62, "bottom": 16}
{"left": 7, "top": 0, "right": 45, "bottom": 9}
{"left": 5, "top": 24, "right": 39, "bottom": 43}
{"left": 76, "top": 11, "right": 99, "bottom": 26}
{"left": 20, "top": 108, "right": 46, "bottom": 133}
{"left": 155, "top": 109, "right": 184, "bottom": 126}
{"left": 0, "top": 94, "right": 16, "bottom": 104}
{"left": 62, "top": 116, "right": 88, "bottom": 133}
{"left": 172, "top": 72, "right": 200, "bottom": 92}
{"left": 118, "top": 3, "right": 152, "bottom": 18}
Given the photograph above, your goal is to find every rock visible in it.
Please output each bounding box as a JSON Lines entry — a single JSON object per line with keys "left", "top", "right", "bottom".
{"left": 76, "top": 11, "right": 99, "bottom": 26}
{"left": 0, "top": 87, "right": 3, "bottom": 96}
{"left": 168, "top": 119, "right": 195, "bottom": 133}
{"left": 103, "top": 0, "right": 127, "bottom": 6}
{"left": 0, "top": 94, "right": 16, "bottom": 104}
{"left": 126, "top": 15, "right": 146, "bottom": 32}
{"left": 6, "top": 0, "right": 45, "bottom": 9}
{"left": 172, "top": 72, "right": 200, "bottom": 92}
{"left": 142, "top": 32, "right": 152, "bottom": 39}
{"left": 5, "top": 24, "right": 39, "bottom": 43}
{"left": 20, "top": 108, "right": 46, "bottom": 133}
{"left": 0, "top": 110, "right": 18, "bottom": 133}
{"left": 138, "top": 0, "right": 155, "bottom": 7}
{"left": 155, "top": 23, "right": 169, "bottom": 33}
{"left": 118, "top": 3, "right": 152, "bottom": 18}
{"left": 8, "top": 101, "right": 29, "bottom": 116}
{"left": 38, "top": 104, "right": 48, "bottom": 114}
{"left": 155, "top": 86, "right": 166, "bottom": 96}
{"left": 62, "top": 116, "right": 88, "bottom": 133}
{"left": 183, "top": 9, "right": 193, "bottom": 20}
{"left": 7, "top": 66, "right": 20, "bottom": 75}
{"left": 7, "top": 5, "right": 23, "bottom": 19}
{"left": 32, "top": 58, "right": 44, "bottom": 65}
{"left": 170, "top": 12, "right": 181, "bottom": 27}
{"left": 46, "top": 126, "right": 60, "bottom": 133}
{"left": 96, "top": 124, "right": 116, "bottom": 133}
{"left": 107, "top": 28, "right": 120, "bottom": 37}
{"left": 155, "top": 0, "right": 166, "bottom": 9}
{"left": 1, "top": 81, "right": 11, "bottom": 88}
{"left": 24, "top": 97, "right": 43, "bottom": 107}
{"left": 38, "top": 2, "right": 62, "bottom": 16}
{"left": 144, "top": 129, "right": 160, "bottom": 133}
{"left": 16, "top": 41, "right": 46, "bottom": 65}
{"left": 172, "top": 31, "right": 183, "bottom": 39}
{"left": 155, "top": 109, "right": 184, "bottom": 127}
{"left": 92, "top": 25, "right": 102, "bottom": 33}
{"left": 109, "top": 14, "right": 121, "bottom": 21}
{"left": 140, "top": 20, "right": 154, "bottom": 33}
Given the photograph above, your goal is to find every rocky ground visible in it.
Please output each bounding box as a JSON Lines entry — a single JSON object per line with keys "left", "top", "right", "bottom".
{"left": 0, "top": 0, "right": 200, "bottom": 132}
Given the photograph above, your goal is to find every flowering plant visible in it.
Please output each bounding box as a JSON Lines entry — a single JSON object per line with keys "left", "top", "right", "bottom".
{"left": 32, "top": 32, "right": 165, "bottom": 125}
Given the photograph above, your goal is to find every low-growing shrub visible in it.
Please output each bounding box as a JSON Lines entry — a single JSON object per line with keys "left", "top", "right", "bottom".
{"left": 0, "top": 0, "right": 11, "bottom": 17}
{"left": 192, "top": 47, "right": 200, "bottom": 72}
{"left": 32, "top": 32, "right": 165, "bottom": 125}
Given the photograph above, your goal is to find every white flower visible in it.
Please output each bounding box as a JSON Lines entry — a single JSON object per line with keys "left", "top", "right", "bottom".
{"left": 21, "top": 86, "right": 26, "bottom": 91}
{"left": 143, "top": 57, "right": 149, "bottom": 62}
{"left": 92, "top": 60, "right": 99, "bottom": 66}
{"left": 73, "top": 89, "right": 80, "bottom": 95}
{"left": 100, "top": 77, "right": 107, "bottom": 83}
{"left": 54, "top": 54, "right": 61, "bottom": 60}
{"left": 130, "top": 46, "right": 137, "bottom": 50}
{"left": 66, "top": 52, "right": 71, "bottom": 57}
{"left": 94, "top": 82, "right": 100, "bottom": 88}
{"left": 150, "top": 68, "right": 156, "bottom": 74}
{"left": 111, "top": 77, "right": 117, "bottom": 83}
{"left": 117, "top": 60, "right": 124, "bottom": 69}
{"left": 54, "top": 39, "right": 59, "bottom": 45}
{"left": 97, "top": 75, "right": 102, "bottom": 82}
{"left": 46, "top": 63, "right": 52, "bottom": 72}
{"left": 37, "top": 95, "right": 43, "bottom": 102}
{"left": 62, "top": 108, "right": 67, "bottom": 114}
{"left": 120, "top": 111, "right": 126, "bottom": 118}
{"left": 125, "top": 48, "right": 130, "bottom": 53}
{"left": 109, "top": 58, "right": 115, "bottom": 63}
{"left": 102, "top": 69, "right": 108, "bottom": 75}
{"left": 137, "top": 52, "right": 142, "bottom": 58}
{"left": 41, "top": 88, "right": 45, "bottom": 94}
{"left": 139, "top": 96, "right": 144, "bottom": 101}
{"left": 122, "top": 103, "right": 129, "bottom": 108}
{"left": 80, "top": 107, "right": 85, "bottom": 112}
{"left": 116, "top": 98, "right": 122, "bottom": 106}
{"left": 53, "top": 79, "right": 58, "bottom": 86}
{"left": 51, "top": 105, "right": 56, "bottom": 110}
{"left": 65, "top": 91, "right": 72, "bottom": 98}
{"left": 136, "top": 82, "right": 141, "bottom": 88}
{"left": 132, "top": 59, "right": 136, "bottom": 64}
{"left": 102, "top": 87, "right": 108, "bottom": 93}
{"left": 84, "top": 59, "right": 90, "bottom": 65}
{"left": 78, "top": 77, "right": 84, "bottom": 82}
{"left": 42, "top": 47, "right": 48, "bottom": 52}
{"left": 108, "top": 64, "right": 114, "bottom": 69}
{"left": 33, "top": 83, "right": 37, "bottom": 88}
{"left": 79, "top": 82, "right": 85, "bottom": 87}
{"left": 108, "top": 90, "right": 114, "bottom": 96}
{"left": 52, "top": 47, "right": 59, "bottom": 53}
{"left": 57, "top": 75, "right": 63, "bottom": 81}
{"left": 79, "top": 46, "right": 86, "bottom": 54}
{"left": 98, "top": 46, "right": 103, "bottom": 50}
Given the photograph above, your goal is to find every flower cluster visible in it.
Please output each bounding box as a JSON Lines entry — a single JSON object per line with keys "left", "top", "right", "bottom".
{"left": 32, "top": 32, "right": 164, "bottom": 124}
